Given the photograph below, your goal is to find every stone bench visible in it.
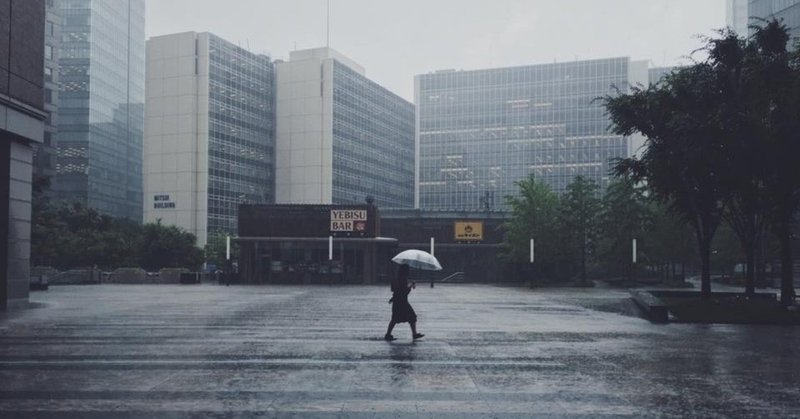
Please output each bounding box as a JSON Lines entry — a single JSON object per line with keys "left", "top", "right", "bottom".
{"left": 630, "top": 290, "right": 669, "bottom": 323}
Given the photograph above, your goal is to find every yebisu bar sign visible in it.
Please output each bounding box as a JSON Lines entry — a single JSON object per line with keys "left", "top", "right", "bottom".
{"left": 238, "top": 204, "right": 377, "bottom": 238}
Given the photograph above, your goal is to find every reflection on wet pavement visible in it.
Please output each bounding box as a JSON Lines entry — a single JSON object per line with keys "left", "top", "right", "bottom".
{"left": 0, "top": 284, "right": 798, "bottom": 417}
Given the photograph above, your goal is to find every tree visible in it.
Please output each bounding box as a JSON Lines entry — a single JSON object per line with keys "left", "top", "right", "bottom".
{"left": 558, "top": 176, "right": 600, "bottom": 285}
{"left": 642, "top": 201, "right": 696, "bottom": 282}
{"left": 710, "top": 223, "right": 744, "bottom": 279}
{"left": 205, "top": 231, "right": 238, "bottom": 269}
{"left": 140, "top": 221, "right": 204, "bottom": 271}
{"left": 31, "top": 180, "right": 205, "bottom": 272}
{"left": 750, "top": 20, "right": 800, "bottom": 305}
{"left": 604, "top": 63, "right": 728, "bottom": 298}
{"left": 595, "top": 176, "right": 651, "bottom": 279}
{"left": 30, "top": 176, "right": 61, "bottom": 267}
{"left": 703, "top": 29, "right": 769, "bottom": 295}
{"left": 502, "top": 175, "right": 561, "bottom": 280}
{"left": 704, "top": 21, "right": 799, "bottom": 302}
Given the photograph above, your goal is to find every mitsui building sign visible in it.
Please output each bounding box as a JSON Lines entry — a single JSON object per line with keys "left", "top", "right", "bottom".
{"left": 239, "top": 205, "right": 377, "bottom": 238}
{"left": 152, "top": 194, "right": 175, "bottom": 209}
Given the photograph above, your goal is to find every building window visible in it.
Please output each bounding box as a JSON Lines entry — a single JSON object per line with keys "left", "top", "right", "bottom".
{"left": 45, "top": 21, "right": 54, "bottom": 37}
{"left": 45, "top": 45, "right": 53, "bottom": 60}
{"left": 44, "top": 67, "right": 53, "bottom": 82}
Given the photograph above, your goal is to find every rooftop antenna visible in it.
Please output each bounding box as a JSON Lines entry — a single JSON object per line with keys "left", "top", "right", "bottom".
{"left": 326, "top": 0, "right": 330, "bottom": 48}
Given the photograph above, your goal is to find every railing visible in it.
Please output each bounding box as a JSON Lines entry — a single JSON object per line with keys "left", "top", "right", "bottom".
{"left": 439, "top": 272, "right": 465, "bottom": 283}
{"left": 47, "top": 269, "right": 101, "bottom": 285}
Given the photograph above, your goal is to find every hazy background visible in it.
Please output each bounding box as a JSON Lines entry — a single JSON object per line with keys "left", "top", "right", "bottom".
{"left": 146, "top": 0, "right": 726, "bottom": 101}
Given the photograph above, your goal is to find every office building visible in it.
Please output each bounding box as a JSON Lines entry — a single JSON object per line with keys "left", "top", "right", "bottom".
{"left": 415, "top": 58, "right": 648, "bottom": 210}
{"left": 236, "top": 204, "right": 507, "bottom": 284}
{"left": 1, "top": 0, "right": 47, "bottom": 309}
{"left": 727, "top": 0, "right": 751, "bottom": 36}
{"left": 275, "top": 47, "right": 415, "bottom": 208}
{"left": 54, "top": 0, "right": 145, "bottom": 220}
{"left": 33, "top": 0, "right": 60, "bottom": 187}
{"left": 727, "top": 0, "right": 800, "bottom": 39}
{"left": 144, "top": 32, "right": 275, "bottom": 246}
{"left": 649, "top": 66, "right": 674, "bottom": 84}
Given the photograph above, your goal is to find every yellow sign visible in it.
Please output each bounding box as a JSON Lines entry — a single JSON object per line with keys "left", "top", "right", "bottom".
{"left": 454, "top": 221, "right": 483, "bottom": 241}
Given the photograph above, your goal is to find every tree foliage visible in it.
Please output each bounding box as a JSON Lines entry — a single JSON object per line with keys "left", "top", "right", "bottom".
{"left": 31, "top": 184, "right": 205, "bottom": 271}
{"left": 502, "top": 175, "right": 562, "bottom": 279}
{"left": 558, "top": 176, "right": 600, "bottom": 284}
{"left": 140, "top": 221, "right": 204, "bottom": 271}
{"left": 204, "top": 231, "right": 239, "bottom": 269}
{"left": 595, "top": 176, "right": 651, "bottom": 278}
{"left": 603, "top": 20, "right": 800, "bottom": 303}
{"left": 502, "top": 175, "right": 700, "bottom": 284}
{"left": 604, "top": 62, "right": 728, "bottom": 298}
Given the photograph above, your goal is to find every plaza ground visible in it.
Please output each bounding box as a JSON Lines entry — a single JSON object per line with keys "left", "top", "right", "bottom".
{"left": 0, "top": 284, "right": 799, "bottom": 418}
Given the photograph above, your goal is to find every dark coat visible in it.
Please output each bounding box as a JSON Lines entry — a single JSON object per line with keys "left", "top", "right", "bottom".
{"left": 390, "top": 285, "right": 417, "bottom": 324}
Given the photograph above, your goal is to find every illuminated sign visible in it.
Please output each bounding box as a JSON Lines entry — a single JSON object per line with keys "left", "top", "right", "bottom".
{"left": 330, "top": 209, "right": 368, "bottom": 232}
{"left": 454, "top": 221, "right": 483, "bottom": 241}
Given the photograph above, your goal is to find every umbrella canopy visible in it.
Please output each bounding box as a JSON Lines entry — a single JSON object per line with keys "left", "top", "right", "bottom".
{"left": 392, "top": 249, "right": 442, "bottom": 271}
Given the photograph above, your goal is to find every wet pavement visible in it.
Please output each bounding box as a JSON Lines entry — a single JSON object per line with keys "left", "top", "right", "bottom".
{"left": 1, "top": 284, "right": 799, "bottom": 418}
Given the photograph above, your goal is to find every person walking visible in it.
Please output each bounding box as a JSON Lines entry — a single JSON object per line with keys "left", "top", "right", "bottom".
{"left": 385, "top": 264, "right": 424, "bottom": 341}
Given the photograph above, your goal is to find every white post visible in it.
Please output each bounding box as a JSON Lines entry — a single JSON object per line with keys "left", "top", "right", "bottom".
{"left": 430, "top": 237, "right": 435, "bottom": 257}
{"left": 632, "top": 238, "right": 637, "bottom": 263}
{"left": 226, "top": 236, "right": 231, "bottom": 260}
{"left": 530, "top": 238, "right": 535, "bottom": 263}
{"left": 328, "top": 236, "right": 333, "bottom": 260}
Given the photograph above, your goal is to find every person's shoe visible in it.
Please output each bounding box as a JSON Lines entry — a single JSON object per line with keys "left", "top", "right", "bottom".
{"left": 413, "top": 333, "right": 425, "bottom": 340}
{"left": 384, "top": 334, "right": 396, "bottom": 341}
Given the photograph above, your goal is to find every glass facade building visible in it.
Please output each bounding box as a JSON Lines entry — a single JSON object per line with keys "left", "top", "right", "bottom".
{"left": 416, "top": 58, "right": 647, "bottom": 210}
{"left": 275, "top": 48, "right": 414, "bottom": 208}
{"left": 206, "top": 34, "right": 275, "bottom": 236}
{"left": 55, "top": 0, "right": 145, "bottom": 221}
{"left": 648, "top": 66, "right": 675, "bottom": 85}
{"left": 750, "top": 0, "right": 800, "bottom": 37}
{"left": 144, "top": 32, "right": 274, "bottom": 246}
{"left": 728, "top": 0, "right": 800, "bottom": 38}
{"left": 33, "top": 0, "right": 60, "bottom": 187}
{"left": 331, "top": 61, "right": 415, "bottom": 207}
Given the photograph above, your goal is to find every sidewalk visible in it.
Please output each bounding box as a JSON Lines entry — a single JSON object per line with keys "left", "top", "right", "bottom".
{"left": 1, "top": 284, "right": 798, "bottom": 417}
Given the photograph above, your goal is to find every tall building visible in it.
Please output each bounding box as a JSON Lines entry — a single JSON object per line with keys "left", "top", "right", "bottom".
{"left": 727, "top": 0, "right": 751, "bottom": 36}
{"left": 275, "top": 47, "right": 415, "bottom": 208}
{"left": 54, "top": 0, "right": 145, "bottom": 220}
{"left": 33, "top": 0, "right": 60, "bottom": 188}
{"left": 727, "top": 0, "right": 800, "bottom": 39}
{"left": 1, "top": 0, "right": 47, "bottom": 309}
{"left": 415, "top": 58, "right": 648, "bottom": 210}
{"left": 144, "top": 32, "right": 275, "bottom": 246}
{"left": 648, "top": 66, "right": 674, "bottom": 85}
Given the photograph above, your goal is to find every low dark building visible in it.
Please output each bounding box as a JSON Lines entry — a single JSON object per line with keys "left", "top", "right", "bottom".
{"left": 237, "top": 204, "right": 397, "bottom": 284}
{"left": 381, "top": 209, "right": 508, "bottom": 282}
{"left": 237, "top": 204, "right": 509, "bottom": 284}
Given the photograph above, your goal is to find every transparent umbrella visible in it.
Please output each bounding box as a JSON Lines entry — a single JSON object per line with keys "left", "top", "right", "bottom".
{"left": 391, "top": 249, "right": 442, "bottom": 271}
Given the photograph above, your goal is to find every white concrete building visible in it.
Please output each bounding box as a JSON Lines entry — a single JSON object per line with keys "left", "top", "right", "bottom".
{"left": 144, "top": 32, "right": 275, "bottom": 246}
{"left": 275, "top": 47, "right": 414, "bottom": 207}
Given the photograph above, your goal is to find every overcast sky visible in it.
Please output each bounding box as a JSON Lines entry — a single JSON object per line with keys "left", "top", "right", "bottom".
{"left": 146, "top": 0, "right": 726, "bottom": 101}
